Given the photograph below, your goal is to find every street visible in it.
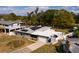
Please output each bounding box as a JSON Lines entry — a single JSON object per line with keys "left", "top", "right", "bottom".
{"left": 68, "top": 38, "right": 79, "bottom": 53}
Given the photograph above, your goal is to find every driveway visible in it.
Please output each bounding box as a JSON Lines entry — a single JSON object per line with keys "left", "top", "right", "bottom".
{"left": 68, "top": 38, "right": 79, "bottom": 53}
{"left": 68, "top": 38, "right": 79, "bottom": 43}
{"left": 27, "top": 41, "right": 45, "bottom": 51}
{"left": 69, "top": 43, "right": 79, "bottom": 53}
{"left": 12, "top": 41, "right": 45, "bottom": 53}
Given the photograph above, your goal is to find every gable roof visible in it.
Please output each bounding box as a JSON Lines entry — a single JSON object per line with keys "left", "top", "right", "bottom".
{"left": 0, "top": 20, "right": 15, "bottom": 25}
{"left": 0, "top": 20, "right": 23, "bottom": 25}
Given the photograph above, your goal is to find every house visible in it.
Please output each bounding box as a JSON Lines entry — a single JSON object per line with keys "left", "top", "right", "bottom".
{"left": 15, "top": 26, "right": 42, "bottom": 38}
{"left": 0, "top": 20, "right": 25, "bottom": 35}
{"left": 31, "top": 26, "right": 64, "bottom": 43}
{"left": 15, "top": 26, "right": 64, "bottom": 43}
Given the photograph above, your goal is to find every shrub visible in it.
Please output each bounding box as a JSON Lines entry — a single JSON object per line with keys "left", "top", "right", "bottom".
{"left": 74, "top": 28, "right": 79, "bottom": 38}
{"left": 55, "top": 40, "right": 71, "bottom": 53}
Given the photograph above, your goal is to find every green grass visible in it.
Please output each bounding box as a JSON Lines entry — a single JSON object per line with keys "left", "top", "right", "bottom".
{"left": 0, "top": 34, "right": 34, "bottom": 52}
{"left": 32, "top": 44, "right": 57, "bottom": 53}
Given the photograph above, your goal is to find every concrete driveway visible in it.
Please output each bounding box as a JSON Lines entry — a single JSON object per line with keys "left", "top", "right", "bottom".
{"left": 68, "top": 38, "right": 79, "bottom": 53}
{"left": 68, "top": 38, "right": 79, "bottom": 43}
{"left": 12, "top": 41, "right": 45, "bottom": 53}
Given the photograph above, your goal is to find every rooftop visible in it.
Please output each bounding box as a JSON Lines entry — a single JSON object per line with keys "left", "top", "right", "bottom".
{"left": 30, "top": 26, "right": 42, "bottom": 30}
{"left": 0, "top": 20, "right": 15, "bottom": 25}
{"left": 15, "top": 26, "right": 63, "bottom": 37}
{"left": 31, "top": 29, "right": 56, "bottom": 37}
{"left": 0, "top": 20, "right": 23, "bottom": 25}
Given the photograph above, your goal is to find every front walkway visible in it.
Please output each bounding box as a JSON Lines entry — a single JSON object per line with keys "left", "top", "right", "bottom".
{"left": 12, "top": 41, "right": 45, "bottom": 53}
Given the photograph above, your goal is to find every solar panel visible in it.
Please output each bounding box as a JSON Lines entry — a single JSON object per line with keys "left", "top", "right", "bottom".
{"left": 30, "top": 26, "right": 41, "bottom": 30}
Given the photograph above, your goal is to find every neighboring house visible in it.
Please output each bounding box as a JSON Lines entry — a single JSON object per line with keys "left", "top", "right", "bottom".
{"left": 0, "top": 20, "right": 25, "bottom": 35}
{"left": 15, "top": 26, "right": 64, "bottom": 43}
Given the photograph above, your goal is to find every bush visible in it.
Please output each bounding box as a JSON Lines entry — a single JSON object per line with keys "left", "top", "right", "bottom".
{"left": 55, "top": 40, "right": 71, "bottom": 53}
{"left": 7, "top": 40, "right": 25, "bottom": 49}
{"left": 74, "top": 28, "right": 79, "bottom": 38}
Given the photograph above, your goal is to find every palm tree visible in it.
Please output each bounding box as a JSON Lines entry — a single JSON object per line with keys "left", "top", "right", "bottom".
{"left": 27, "top": 11, "right": 33, "bottom": 26}
{"left": 35, "top": 7, "right": 39, "bottom": 15}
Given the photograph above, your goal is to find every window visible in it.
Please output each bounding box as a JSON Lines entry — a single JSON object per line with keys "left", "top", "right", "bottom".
{"left": 6, "top": 29, "right": 9, "bottom": 33}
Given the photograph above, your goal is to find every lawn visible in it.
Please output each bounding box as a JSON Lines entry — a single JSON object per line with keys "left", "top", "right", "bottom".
{"left": 32, "top": 44, "right": 57, "bottom": 53}
{"left": 54, "top": 28, "right": 69, "bottom": 34}
{"left": 0, "top": 33, "right": 34, "bottom": 52}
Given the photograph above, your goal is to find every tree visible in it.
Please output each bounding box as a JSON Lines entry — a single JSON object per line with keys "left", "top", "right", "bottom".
{"left": 35, "top": 7, "right": 39, "bottom": 15}
{"left": 2, "top": 13, "right": 17, "bottom": 21}
{"left": 27, "top": 11, "right": 34, "bottom": 25}
{"left": 0, "top": 8, "right": 76, "bottom": 28}
{"left": 55, "top": 40, "right": 71, "bottom": 53}
{"left": 31, "top": 15, "right": 39, "bottom": 25}
{"left": 36, "top": 9, "right": 75, "bottom": 28}
{"left": 74, "top": 27, "right": 79, "bottom": 38}
{"left": 74, "top": 13, "right": 79, "bottom": 24}
{"left": 52, "top": 10, "right": 75, "bottom": 28}
{"left": 26, "top": 7, "right": 39, "bottom": 26}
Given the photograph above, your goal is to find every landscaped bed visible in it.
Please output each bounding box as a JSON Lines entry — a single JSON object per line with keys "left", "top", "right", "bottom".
{"left": 0, "top": 34, "right": 34, "bottom": 52}
{"left": 32, "top": 44, "right": 57, "bottom": 53}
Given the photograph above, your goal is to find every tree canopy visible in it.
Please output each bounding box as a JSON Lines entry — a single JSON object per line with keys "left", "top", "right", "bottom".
{"left": 0, "top": 8, "right": 78, "bottom": 29}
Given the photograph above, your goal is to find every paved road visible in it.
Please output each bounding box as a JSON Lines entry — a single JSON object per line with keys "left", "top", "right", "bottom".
{"left": 68, "top": 38, "right": 79, "bottom": 53}
{"left": 69, "top": 38, "right": 79, "bottom": 43}
{"left": 69, "top": 43, "right": 79, "bottom": 53}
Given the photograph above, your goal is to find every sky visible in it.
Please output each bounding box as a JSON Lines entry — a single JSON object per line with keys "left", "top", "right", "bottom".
{"left": 0, "top": 6, "right": 79, "bottom": 16}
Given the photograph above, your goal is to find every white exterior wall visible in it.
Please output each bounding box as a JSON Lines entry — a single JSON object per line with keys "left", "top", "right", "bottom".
{"left": 37, "top": 36, "right": 47, "bottom": 43}
{"left": 5, "top": 23, "right": 21, "bottom": 30}
{"left": 8, "top": 32, "right": 16, "bottom": 36}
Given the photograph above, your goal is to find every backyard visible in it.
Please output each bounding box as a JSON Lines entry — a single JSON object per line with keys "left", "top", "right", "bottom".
{"left": 0, "top": 33, "right": 34, "bottom": 52}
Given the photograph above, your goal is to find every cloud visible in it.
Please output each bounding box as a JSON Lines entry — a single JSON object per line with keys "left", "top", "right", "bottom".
{"left": 0, "top": 6, "right": 79, "bottom": 16}
{"left": 59, "top": 6, "right": 79, "bottom": 13}
{"left": 0, "top": 6, "right": 49, "bottom": 16}
{"left": 12, "top": 6, "right": 49, "bottom": 16}
{"left": 23, "top": 6, "right": 49, "bottom": 12}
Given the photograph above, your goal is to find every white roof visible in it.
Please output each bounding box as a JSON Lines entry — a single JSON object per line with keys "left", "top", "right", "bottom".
{"left": 36, "top": 26, "right": 51, "bottom": 31}
{"left": 15, "top": 26, "right": 63, "bottom": 37}
{"left": 31, "top": 27, "right": 63, "bottom": 37}
{"left": 16, "top": 28, "right": 34, "bottom": 34}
